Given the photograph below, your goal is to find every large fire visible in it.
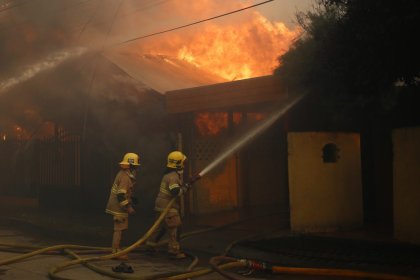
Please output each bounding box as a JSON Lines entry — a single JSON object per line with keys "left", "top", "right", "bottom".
{"left": 194, "top": 112, "right": 241, "bottom": 136}
{"left": 195, "top": 112, "right": 265, "bottom": 136}
{"left": 134, "top": 2, "right": 301, "bottom": 81}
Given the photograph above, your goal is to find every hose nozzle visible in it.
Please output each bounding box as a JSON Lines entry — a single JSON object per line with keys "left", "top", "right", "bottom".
{"left": 189, "top": 173, "right": 202, "bottom": 184}
{"left": 185, "top": 173, "right": 201, "bottom": 189}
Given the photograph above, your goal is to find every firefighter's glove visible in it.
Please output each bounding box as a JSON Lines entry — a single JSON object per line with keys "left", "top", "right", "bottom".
{"left": 127, "top": 206, "right": 136, "bottom": 215}
{"left": 177, "top": 185, "right": 188, "bottom": 196}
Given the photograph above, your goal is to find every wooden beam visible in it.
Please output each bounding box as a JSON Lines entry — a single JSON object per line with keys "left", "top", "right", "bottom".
{"left": 165, "top": 75, "right": 288, "bottom": 113}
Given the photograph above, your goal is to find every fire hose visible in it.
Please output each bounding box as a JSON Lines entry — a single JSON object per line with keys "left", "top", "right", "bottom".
{"left": 0, "top": 175, "right": 204, "bottom": 279}
{"left": 47, "top": 197, "right": 180, "bottom": 280}
{"left": 2, "top": 236, "right": 414, "bottom": 280}
{"left": 208, "top": 256, "right": 416, "bottom": 280}
{"left": 0, "top": 198, "right": 180, "bottom": 279}
{"left": 0, "top": 173, "right": 417, "bottom": 280}
{"left": 0, "top": 241, "right": 415, "bottom": 280}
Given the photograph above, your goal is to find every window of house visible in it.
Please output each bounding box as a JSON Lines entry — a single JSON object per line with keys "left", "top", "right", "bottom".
{"left": 322, "top": 143, "right": 339, "bottom": 163}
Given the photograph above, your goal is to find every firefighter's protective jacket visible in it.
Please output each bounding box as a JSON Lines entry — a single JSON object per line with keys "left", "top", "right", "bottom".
{"left": 155, "top": 171, "right": 183, "bottom": 213}
{"left": 105, "top": 169, "right": 136, "bottom": 218}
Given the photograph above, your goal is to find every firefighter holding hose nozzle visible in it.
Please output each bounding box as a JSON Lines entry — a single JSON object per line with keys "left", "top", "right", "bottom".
{"left": 149, "top": 150, "right": 192, "bottom": 259}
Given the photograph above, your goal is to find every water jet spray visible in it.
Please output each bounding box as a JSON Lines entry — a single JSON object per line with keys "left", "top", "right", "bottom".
{"left": 189, "top": 94, "right": 305, "bottom": 183}
{"left": 0, "top": 47, "right": 87, "bottom": 95}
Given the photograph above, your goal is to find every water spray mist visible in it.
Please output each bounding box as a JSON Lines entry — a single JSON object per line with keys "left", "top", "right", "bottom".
{"left": 0, "top": 47, "right": 87, "bottom": 95}
{"left": 196, "top": 94, "right": 305, "bottom": 179}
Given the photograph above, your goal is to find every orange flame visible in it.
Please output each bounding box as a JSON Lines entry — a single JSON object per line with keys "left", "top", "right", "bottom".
{"left": 7, "top": 121, "right": 56, "bottom": 140}
{"left": 1, "top": 107, "right": 57, "bottom": 141}
{"left": 248, "top": 112, "right": 265, "bottom": 122}
{"left": 135, "top": 2, "right": 301, "bottom": 81}
{"left": 195, "top": 112, "right": 260, "bottom": 136}
{"left": 195, "top": 112, "right": 228, "bottom": 136}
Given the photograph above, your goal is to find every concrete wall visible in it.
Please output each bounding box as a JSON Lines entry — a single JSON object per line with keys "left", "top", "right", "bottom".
{"left": 393, "top": 127, "right": 420, "bottom": 245}
{"left": 288, "top": 132, "right": 363, "bottom": 232}
{"left": 243, "top": 126, "right": 289, "bottom": 212}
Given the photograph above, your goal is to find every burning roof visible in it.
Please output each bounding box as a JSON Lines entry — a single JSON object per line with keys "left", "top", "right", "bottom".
{"left": 0, "top": 0, "right": 302, "bottom": 95}
{"left": 165, "top": 74, "right": 288, "bottom": 113}
{"left": 103, "top": 49, "right": 226, "bottom": 94}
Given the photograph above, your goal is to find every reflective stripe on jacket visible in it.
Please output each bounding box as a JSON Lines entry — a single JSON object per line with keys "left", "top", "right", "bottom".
{"left": 105, "top": 169, "right": 136, "bottom": 217}
{"left": 154, "top": 171, "right": 183, "bottom": 213}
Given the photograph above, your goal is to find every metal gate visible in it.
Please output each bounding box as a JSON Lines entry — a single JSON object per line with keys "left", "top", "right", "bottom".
{"left": 38, "top": 130, "right": 81, "bottom": 187}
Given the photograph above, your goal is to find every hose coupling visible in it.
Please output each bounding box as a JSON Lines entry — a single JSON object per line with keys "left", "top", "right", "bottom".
{"left": 189, "top": 173, "right": 202, "bottom": 184}
{"left": 245, "top": 259, "right": 273, "bottom": 273}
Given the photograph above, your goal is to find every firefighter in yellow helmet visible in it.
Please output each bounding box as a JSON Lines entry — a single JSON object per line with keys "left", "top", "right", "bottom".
{"left": 105, "top": 152, "right": 140, "bottom": 260}
{"left": 152, "top": 151, "right": 189, "bottom": 259}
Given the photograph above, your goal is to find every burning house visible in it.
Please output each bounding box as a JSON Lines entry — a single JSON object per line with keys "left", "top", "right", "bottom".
{"left": 165, "top": 75, "right": 290, "bottom": 222}
{"left": 0, "top": 53, "right": 167, "bottom": 211}
{"left": 0, "top": 23, "right": 265, "bottom": 213}
{"left": 0, "top": 45, "right": 240, "bottom": 213}
{"left": 163, "top": 75, "right": 364, "bottom": 233}
{"left": 163, "top": 75, "right": 420, "bottom": 245}
{"left": 0, "top": 49, "right": 411, "bottom": 242}
{"left": 0, "top": 0, "right": 302, "bottom": 214}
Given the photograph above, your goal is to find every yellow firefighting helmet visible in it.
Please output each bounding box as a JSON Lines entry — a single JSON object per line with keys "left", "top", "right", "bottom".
{"left": 119, "top": 152, "right": 140, "bottom": 168}
{"left": 167, "top": 151, "right": 187, "bottom": 170}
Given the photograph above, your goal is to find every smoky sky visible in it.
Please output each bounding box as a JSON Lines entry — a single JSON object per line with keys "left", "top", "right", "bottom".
{"left": 0, "top": 0, "right": 173, "bottom": 161}
{"left": 1, "top": 1, "right": 73, "bottom": 76}
{"left": 0, "top": 1, "right": 155, "bottom": 127}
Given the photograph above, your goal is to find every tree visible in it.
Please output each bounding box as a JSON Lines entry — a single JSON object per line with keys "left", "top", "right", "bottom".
{"left": 275, "top": 0, "right": 420, "bottom": 97}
